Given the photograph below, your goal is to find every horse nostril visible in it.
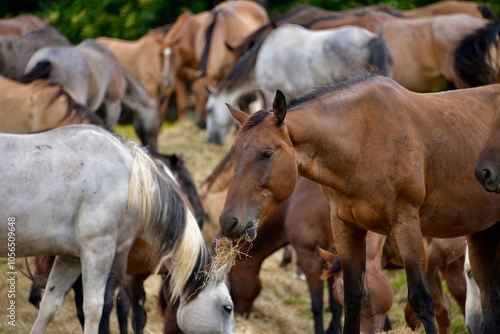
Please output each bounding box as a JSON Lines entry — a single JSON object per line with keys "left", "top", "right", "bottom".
{"left": 475, "top": 166, "right": 494, "bottom": 184}
{"left": 223, "top": 304, "right": 233, "bottom": 314}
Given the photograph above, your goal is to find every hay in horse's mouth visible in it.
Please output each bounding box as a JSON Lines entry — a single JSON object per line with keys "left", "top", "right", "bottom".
{"left": 203, "top": 220, "right": 259, "bottom": 285}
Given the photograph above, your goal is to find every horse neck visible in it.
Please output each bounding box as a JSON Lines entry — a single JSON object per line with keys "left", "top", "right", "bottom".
{"left": 285, "top": 106, "right": 359, "bottom": 192}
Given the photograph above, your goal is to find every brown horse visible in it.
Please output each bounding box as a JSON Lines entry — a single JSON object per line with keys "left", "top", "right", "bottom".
{"left": 204, "top": 152, "right": 465, "bottom": 333}
{"left": 401, "top": 1, "right": 497, "bottom": 19}
{"left": 161, "top": 11, "right": 211, "bottom": 122}
{"left": 190, "top": 0, "right": 269, "bottom": 128}
{"left": 0, "top": 75, "right": 102, "bottom": 133}
{"left": 96, "top": 28, "right": 171, "bottom": 118}
{"left": 219, "top": 73, "right": 500, "bottom": 333}
{"left": 475, "top": 96, "right": 500, "bottom": 193}
{"left": 306, "top": 11, "right": 499, "bottom": 92}
{"left": 0, "top": 14, "right": 47, "bottom": 35}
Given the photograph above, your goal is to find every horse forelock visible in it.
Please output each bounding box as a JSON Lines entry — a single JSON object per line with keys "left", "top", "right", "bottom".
{"left": 237, "top": 109, "right": 271, "bottom": 135}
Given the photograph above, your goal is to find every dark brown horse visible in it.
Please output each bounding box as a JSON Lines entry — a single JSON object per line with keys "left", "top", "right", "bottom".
{"left": 219, "top": 73, "right": 500, "bottom": 333}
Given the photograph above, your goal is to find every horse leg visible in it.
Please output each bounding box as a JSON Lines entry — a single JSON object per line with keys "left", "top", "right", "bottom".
{"left": 325, "top": 275, "right": 342, "bottom": 334}
{"left": 428, "top": 267, "right": 451, "bottom": 334}
{"left": 72, "top": 275, "right": 85, "bottom": 328}
{"left": 174, "top": 79, "right": 188, "bottom": 121}
{"left": 116, "top": 283, "right": 131, "bottom": 334}
{"left": 98, "top": 264, "right": 124, "bottom": 334}
{"left": 192, "top": 79, "right": 208, "bottom": 129}
{"left": 80, "top": 239, "right": 126, "bottom": 334}
{"left": 467, "top": 223, "right": 500, "bottom": 333}
{"left": 439, "top": 255, "right": 466, "bottom": 315}
{"left": 330, "top": 214, "right": 367, "bottom": 333}
{"left": 390, "top": 219, "right": 437, "bottom": 334}
{"left": 103, "top": 99, "right": 122, "bottom": 131}
{"left": 30, "top": 256, "right": 82, "bottom": 334}
{"left": 279, "top": 245, "right": 293, "bottom": 268}
{"left": 129, "top": 274, "right": 149, "bottom": 334}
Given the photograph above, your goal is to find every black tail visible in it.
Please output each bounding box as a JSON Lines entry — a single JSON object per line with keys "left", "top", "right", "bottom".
{"left": 20, "top": 60, "right": 52, "bottom": 83}
{"left": 454, "top": 22, "right": 500, "bottom": 87}
{"left": 478, "top": 5, "right": 498, "bottom": 21}
{"left": 367, "top": 36, "right": 393, "bottom": 77}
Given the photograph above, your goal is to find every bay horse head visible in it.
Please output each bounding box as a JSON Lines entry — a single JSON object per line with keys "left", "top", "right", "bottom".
{"left": 219, "top": 90, "right": 297, "bottom": 240}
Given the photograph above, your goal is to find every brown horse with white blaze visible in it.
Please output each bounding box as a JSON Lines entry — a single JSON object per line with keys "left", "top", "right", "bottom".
{"left": 219, "top": 73, "right": 500, "bottom": 333}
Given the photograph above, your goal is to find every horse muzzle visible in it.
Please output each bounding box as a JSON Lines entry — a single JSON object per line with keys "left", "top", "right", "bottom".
{"left": 219, "top": 214, "right": 258, "bottom": 241}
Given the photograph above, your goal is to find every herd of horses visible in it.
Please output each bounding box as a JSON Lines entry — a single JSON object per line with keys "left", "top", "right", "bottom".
{"left": 1, "top": 0, "right": 500, "bottom": 333}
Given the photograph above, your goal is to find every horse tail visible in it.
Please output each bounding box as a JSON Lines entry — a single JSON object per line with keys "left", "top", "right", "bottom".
{"left": 367, "top": 35, "right": 393, "bottom": 78}
{"left": 126, "top": 142, "right": 209, "bottom": 302}
{"left": 19, "top": 60, "right": 52, "bottom": 83}
{"left": 478, "top": 5, "right": 498, "bottom": 21}
{"left": 454, "top": 22, "right": 500, "bottom": 88}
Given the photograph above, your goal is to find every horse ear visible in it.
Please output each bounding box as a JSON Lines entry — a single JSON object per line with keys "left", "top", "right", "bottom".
{"left": 272, "top": 90, "right": 287, "bottom": 126}
{"left": 318, "top": 247, "right": 336, "bottom": 263}
{"left": 226, "top": 103, "right": 249, "bottom": 125}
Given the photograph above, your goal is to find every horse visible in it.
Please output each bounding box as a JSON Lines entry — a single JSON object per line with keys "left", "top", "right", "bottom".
{"left": 96, "top": 28, "right": 170, "bottom": 118}
{"left": 219, "top": 73, "right": 500, "bottom": 334}
{"left": 475, "top": 94, "right": 500, "bottom": 193}
{"left": 27, "top": 151, "right": 208, "bottom": 333}
{"left": 190, "top": 0, "right": 269, "bottom": 129}
{"left": 401, "top": 1, "right": 497, "bottom": 19}
{"left": 306, "top": 11, "right": 499, "bottom": 92}
{"left": 161, "top": 10, "right": 212, "bottom": 122}
{"left": 203, "top": 152, "right": 465, "bottom": 333}
{"left": 0, "top": 124, "right": 233, "bottom": 334}
{"left": 205, "top": 23, "right": 392, "bottom": 145}
{"left": 464, "top": 246, "right": 484, "bottom": 334}
{"left": 0, "top": 75, "right": 103, "bottom": 133}
{"left": 0, "top": 26, "right": 70, "bottom": 80}
{"left": 0, "top": 14, "right": 48, "bottom": 35}
{"left": 20, "top": 39, "right": 162, "bottom": 149}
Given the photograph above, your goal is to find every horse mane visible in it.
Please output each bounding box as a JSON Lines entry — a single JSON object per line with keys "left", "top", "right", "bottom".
{"left": 218, "top": 30, "right": 264, "bottom": 88}
{"left": 453, "top": 21, "right": 500, "bottom": 87}
{"left": 301, "top": 8, "right": 405, "bottom": 29}
{"left": 286, "top": 72, "right": 376, "bottom": 109}
{"left": 197, "top": 9, "right": 219, "bottom": 76}
{"left": 478, "top": 5, "right": 498, "bottom": 21}
{"left": 126, "top": 141, "right": 209, "bottom": 302}
{"left": 238, "top": 73, "right": 376, "bottom": 135}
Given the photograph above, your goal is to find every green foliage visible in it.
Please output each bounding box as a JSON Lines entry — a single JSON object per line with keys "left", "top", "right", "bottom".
{"left": 1, "top": 0, "right": 499, "bottom": 43}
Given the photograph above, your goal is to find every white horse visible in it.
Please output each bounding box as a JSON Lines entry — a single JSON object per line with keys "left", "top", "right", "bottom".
{"left": 205, "top": 23, "right": 393, "bottom": 144}
{"left": 0, "top": 125, "right": 234, "bottom": 334}
{"left": 465, "top": 246, "right": 483, "bottom": 334}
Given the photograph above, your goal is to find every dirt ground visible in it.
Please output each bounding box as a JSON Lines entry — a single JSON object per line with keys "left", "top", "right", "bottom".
{"left": 0, "top": 118, "right": 466, "bottom": 333}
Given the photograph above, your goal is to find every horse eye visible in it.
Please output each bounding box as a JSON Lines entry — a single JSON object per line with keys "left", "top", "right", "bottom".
{"left": 223, "top": 304, "right": 233, "bottom": 314}
{"left": 260, "top": 150, "right": 273, "bottom": 161}
{"left": 466, "top": 270, "right": 473, "bottom": 278}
